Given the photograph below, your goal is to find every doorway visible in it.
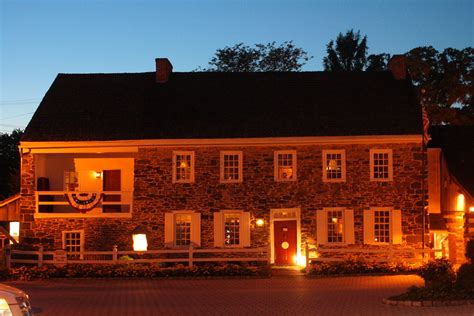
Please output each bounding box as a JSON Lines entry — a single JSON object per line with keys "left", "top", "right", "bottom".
{"left": 273, "top": 220, "right": 297, "bottom": 265}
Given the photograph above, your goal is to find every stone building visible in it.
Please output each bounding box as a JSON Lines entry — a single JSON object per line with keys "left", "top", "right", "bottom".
{"left": 17, "top": 56, "right": 430, "bottom": 265}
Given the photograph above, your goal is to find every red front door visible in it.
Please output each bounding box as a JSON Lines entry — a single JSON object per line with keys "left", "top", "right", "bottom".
{"left": 274, "top": 220, "right": 297, "bottom": 265}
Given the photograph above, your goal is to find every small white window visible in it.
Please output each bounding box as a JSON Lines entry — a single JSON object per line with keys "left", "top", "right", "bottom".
{"left": 164, "top": 211, "right": 201, "bottom": 247}
{"left": 322, "top": 150, "right": 346, "bottom": 182}
{"left": 213, "top": 211, "right": 251, "bottom": 248}
{"left": 370, "top": 149, "right": 393, "bottom": 181}
{"left": 363, "top": 208, "right": 402, "bottom": 245}
{"left": 173, "top": 151, "right": 195, "bottom": 183}
{"left": 316, "top": 208, "right": 354, "bottom": 245}
{"left": 62, "top": 230, "right": 84, "bottom": 259}
{"left": 220, "top": 151, "right": 243, "bottom": 183}
{"left": 274, "top": 150, "right": 297, "bottom": 181}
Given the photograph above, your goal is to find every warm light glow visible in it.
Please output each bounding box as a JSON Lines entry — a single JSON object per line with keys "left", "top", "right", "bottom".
{"left": 132, "top": 234, "right": 148, "bottom": 251}
{"left": 179, "top": 161, "right": 188, "bottom": 168}
{"left": 9, "top": 221, "right": 20, "bottom": 244}
{"left": 0, "top": 298, "right": 11, "bottom": 313}
{"left": 332, "top": 217, "right": 338, "bottom": 223}
{"left": 295, "top": 254, "right": 306, "bottom": 267}
{"left": 256, "top": 218, "right": 264, "bottom": 227}
{"left": 95, "top": 171, "right": 102, "bottom": 179}
{"left": 470, "top": 206, "right": 474, "bottom": 213}
{"left": 456, "top": 194, "right": 465, "bottom": 211}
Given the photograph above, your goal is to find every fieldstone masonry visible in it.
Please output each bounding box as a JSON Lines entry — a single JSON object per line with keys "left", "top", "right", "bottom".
{"left": 19, "top": 142, "right": 427, "bottom": 259}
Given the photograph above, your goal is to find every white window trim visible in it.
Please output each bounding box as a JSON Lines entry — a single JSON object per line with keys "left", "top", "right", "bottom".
{"left": 62, "top": 230, "right": 84, "bottom": 259}
{"left": 221, "top": 210, "right": 245, "bottom": 248}
{"left": 370, "top": 149, "right": 393, "bottom": 182}
{"left": 274, "top": 150, "right": 297, "bottom": 182}
{"left": 220, "top": 151, "right": 243, "bottom": 183}
{"left": 323, "top": 207, "right": 346, "bottom": 245}
{"left": 172, "top": 151, "right": 195, "bottom": 183}
{"left": 371, "top": 207, "right": 393, "bottom": 245}
{"left": 322, "top": 149, "right": 346, "bottom": 182}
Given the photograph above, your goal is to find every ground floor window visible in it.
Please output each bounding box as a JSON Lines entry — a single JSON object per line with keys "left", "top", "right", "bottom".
{"left": 374, "top": 210, "right": 391, "bottom": 243}
{"left": 164, "top": 211, "right": 201, "bottom": 248}
{"left": 175, "top": 213, "right": 192, "bottom": 246}
{"left": 363, "top": 208, "right": 402, "bottom": 244}
{"left": 316, "top": 208, "right": 354, "bottom": 245}
{"left": 62, "top": 230, "right": 83, "bottom": 259}
{"left": 213, "top": 211, "right": 250, "bottom": 247}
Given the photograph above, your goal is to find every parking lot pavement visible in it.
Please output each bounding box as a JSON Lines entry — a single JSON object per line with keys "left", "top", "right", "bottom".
{"left": 5, "top": 275, "right": 474, "bottom": 316}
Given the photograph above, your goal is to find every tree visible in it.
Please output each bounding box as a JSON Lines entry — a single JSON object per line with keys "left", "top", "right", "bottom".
{"left": 366, "top": 53, "right": 391, "bottom": 72}
{"left": 0, "top": 129, "right": 23, "bottom": 199}
{"left": 201, "top": 41, "right": 311, "bottom": 72}
{"left": 323, "top": 29, "right": 368, "bottom": 71}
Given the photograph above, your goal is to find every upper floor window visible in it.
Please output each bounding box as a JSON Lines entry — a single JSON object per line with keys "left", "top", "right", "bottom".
{"left": 173, "top": 151, "right": 195, "bottom": 183}
{"left": 322, "top": 150, "right": 346, "bottom": 182}
{"left": 370, "top": 149, "right": 393, "bottom": 181}
{"left": 220, "top": 151, "right": 243, "bottom": 183}
{"left": 274, "top": 150, "right": 297, "bottom": 181}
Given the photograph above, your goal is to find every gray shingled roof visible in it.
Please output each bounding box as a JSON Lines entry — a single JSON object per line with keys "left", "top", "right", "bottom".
{"left": 22, "top": 71, "right": 422, "bottom": 141}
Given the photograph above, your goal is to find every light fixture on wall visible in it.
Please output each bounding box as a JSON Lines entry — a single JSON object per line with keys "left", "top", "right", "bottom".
{"left": 470, "top": 206, "right": 474, "bottom": 213}
{"left": 256, "top": 218, "right": 265, "bottom": 228}
{"left": 95, "top": 171, "right": 102, "bottom": 179}
{"left": 132, "top": 226, "right": 148, "bottom": 251}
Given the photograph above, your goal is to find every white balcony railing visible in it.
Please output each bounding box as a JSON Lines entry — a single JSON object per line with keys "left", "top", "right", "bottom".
{"left": 35, "top": 191, "right": 133, "bottom": 218}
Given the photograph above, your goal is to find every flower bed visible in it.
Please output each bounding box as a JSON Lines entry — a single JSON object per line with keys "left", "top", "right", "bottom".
{"left": 307, "top": 258, "right": 416, "bottom": 276}
{"left": 0, "top": 263, "right": 271, "bottom": 281}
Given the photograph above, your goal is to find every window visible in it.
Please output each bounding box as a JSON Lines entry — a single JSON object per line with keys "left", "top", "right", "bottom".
{"left": 64, "top": 171, "right": 78, "bottom": 191}
{"left": 174, "top": 213, "right": 192, "bottom": 246}
{"left": 327, "top": 210, "right": 344, "bottom": 243}
{"left": 274, "top": 150, "right": 297, "bottom": 181}
{"left": 363, "top": 208, "right": 402, "bottom": 244}
{"left": 220, "top": 151, "right": 243, "bottom": 183}
{"left": 213, "top": 211, "right": 251, "bottom": 247}
{"left": 164, "top": 212, "right": 201, "bottom": 247}
{"left": 316, "top": 208, "right": 354, "bottom": 245}
{"left": 370, "top": 149, "right": 393, "bottom": 181}
{"left": 63, "top": 230, "right": 83, "bottom": 259}
{"left": 322, "top": 150, "right": 346, "bottom": 182}
{"left": 173, "top": 151, "right": 194, "bottom": 183}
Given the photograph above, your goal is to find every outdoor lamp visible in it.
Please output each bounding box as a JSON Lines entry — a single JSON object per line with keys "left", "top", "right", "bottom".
{"left": 256, "top": 218, "right": 264, "bottom": 227}
{"left": 95, "top": 171, "right": 102, "bottom": 179}
{"left": 132, "top": 226, "right": 148, "bottom": 251}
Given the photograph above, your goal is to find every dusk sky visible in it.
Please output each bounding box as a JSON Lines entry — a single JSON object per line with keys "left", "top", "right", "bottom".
{"left": 1, "top": 0, "right": 472, "bottom": 134}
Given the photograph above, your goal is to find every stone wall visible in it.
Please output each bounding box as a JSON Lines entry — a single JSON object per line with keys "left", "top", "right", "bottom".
{"left": 20, "top": 142, "right": 427, "bottom": 255}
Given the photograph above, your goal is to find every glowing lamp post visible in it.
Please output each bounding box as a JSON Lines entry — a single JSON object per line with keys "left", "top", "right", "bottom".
{"left": 132, "top": 226, "right": 148, "bottom": 251}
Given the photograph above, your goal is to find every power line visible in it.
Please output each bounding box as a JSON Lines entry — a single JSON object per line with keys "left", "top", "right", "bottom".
{"left": 0, "top": 98, "right": 40, "bottom": 103}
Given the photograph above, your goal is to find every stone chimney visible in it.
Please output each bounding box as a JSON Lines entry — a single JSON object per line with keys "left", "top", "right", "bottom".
{"left": 155, "top": 58, "right": 173, "bottom": 83}
{"left": 388, "top": 55, "right": 408, "bottom": 80}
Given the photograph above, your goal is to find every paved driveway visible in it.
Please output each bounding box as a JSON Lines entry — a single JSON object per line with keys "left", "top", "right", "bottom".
{"left": 5, "top": 275, "right": 474, "bottom": 315}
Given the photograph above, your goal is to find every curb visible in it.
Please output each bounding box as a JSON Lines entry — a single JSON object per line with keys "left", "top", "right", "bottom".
{"left": 382, "top": 298, "right": 474, "bottom": 307}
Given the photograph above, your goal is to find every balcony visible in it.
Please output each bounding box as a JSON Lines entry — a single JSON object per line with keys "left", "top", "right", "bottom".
{"left": 36, "top": 191, "right": 133, "bottom": 218}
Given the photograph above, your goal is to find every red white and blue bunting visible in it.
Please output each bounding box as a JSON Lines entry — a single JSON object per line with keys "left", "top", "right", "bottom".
{"left": 64, "top": 192, "right": 104, "bottom": 213}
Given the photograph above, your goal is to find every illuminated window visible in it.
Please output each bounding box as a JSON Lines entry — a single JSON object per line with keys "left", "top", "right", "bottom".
{"left": 327, "top": 210, "right": 344, "bottom": 243}
{"left": 63, "top": 231, "right": 83, "bottom": 259}
{"left": 174, "top": 213, "right": 192, "bottom": 246}
{"left": 275, "top": 150, "right": 297, "bottom": 181}
{"left": 323, "top": 150, "right": 346, "bottom": 182}
{"left": 374, "top": 210, "right": 391, "bottom": 243}
{"left": 370, "top": 149, "right": 393, "bottom": 181}
{"left": 224, "top": 213, "right": 240, "bottom": 246}
{"left": 220, "top": 151, "right": 243, "bottom": 183}
{"left": 173, "top": 151, "right": 194, "bottom": 183}
{"left": 64, "top": 171, "right": 78, "bottom": 191}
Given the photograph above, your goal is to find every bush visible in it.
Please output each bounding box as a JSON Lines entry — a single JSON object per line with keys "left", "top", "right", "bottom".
{"left": 417, "top": 258, "right": 455, "bottom": 289}
{"left": 308, "top": 258, "right": 415, "bottom": 276}
{"left": 456, "top": 262, "right": 474, "bottom": 291}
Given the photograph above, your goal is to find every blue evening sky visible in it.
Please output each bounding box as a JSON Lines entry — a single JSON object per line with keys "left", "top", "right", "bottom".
{"left": 1, "top": 0, "right": 472, "bottom": 133}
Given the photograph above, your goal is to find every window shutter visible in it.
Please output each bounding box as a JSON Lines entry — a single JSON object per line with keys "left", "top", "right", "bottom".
{"left": 344, "top": 209, "right": 355, "bottom": 244}
{"left": 164, "top": 213, "right": 174, "bottom": 247}
{"left": 391, "top": 210, "right": 402, "bottom": 244}
{"left": 363, "top": 210, "right": 375, "bottom": 245}
{"left": 316, "top": 210, "right": 327, "bottom": 245}
{"left": 213, "top": 212, "right": 223, "bottom": 247}
{"left": 191, "top": 212, "right": 201, "bottom": 247}
{"left": 240, "top": 212, "right": 251, "bottom": 247}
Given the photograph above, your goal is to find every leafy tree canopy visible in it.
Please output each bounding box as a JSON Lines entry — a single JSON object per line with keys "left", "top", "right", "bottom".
{"left": 200, "top": 41, "right": 311, "bottom": 72}
{"left": 323, "top": 29, "right": 368, "bottom": 71}
{"left": 0, "top": 129, "right": 23, "bottom": 199}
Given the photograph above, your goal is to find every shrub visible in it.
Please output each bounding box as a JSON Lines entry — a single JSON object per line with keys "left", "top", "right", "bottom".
{"left": 456, "top": 262, "right": 474, "bottom": 291}
{"left": 465, "top": 239, "right": 474, "bottom": 262}
{"left": 308, "top": 259, "right": 414, "bottom": 276}
{"left": 417, "top": 258, "right": 455, "bottom": 289}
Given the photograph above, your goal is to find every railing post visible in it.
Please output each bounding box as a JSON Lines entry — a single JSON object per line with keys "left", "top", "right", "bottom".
{"left": 112, "top": 245, "right": 118, "bottom": 263}
{"left": 189, "top": 244, "right": 194, "bottom": 267}
{"left": 305, "top": 243, "right": 310, "bottom": 275}
{"left": 5, "top": 244, "right": 11, "bottom": 270}
{"left": 38, "top": 246, "right": 44, "bottom": 267}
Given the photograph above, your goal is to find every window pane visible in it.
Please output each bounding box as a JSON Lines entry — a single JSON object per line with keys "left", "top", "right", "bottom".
{"left": 278, "top": 153, "right": 294, "bottom": 180}
{"left": 224, "top": 213, "right": 240, "bottom": 246}
{"left": 176, "top": 154, "right": 192, "bottom": 181}
{"left": 327, "top": 210, "right": 343, "bottom": 243}
{"left": 374, "top": 210, "right": 391, "bottom": 243}
{"left": 175, "top": 214, "right": 192, "bottom": 246}
{"left": 223, "top": 154, "right": 240, "bottom": 181}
